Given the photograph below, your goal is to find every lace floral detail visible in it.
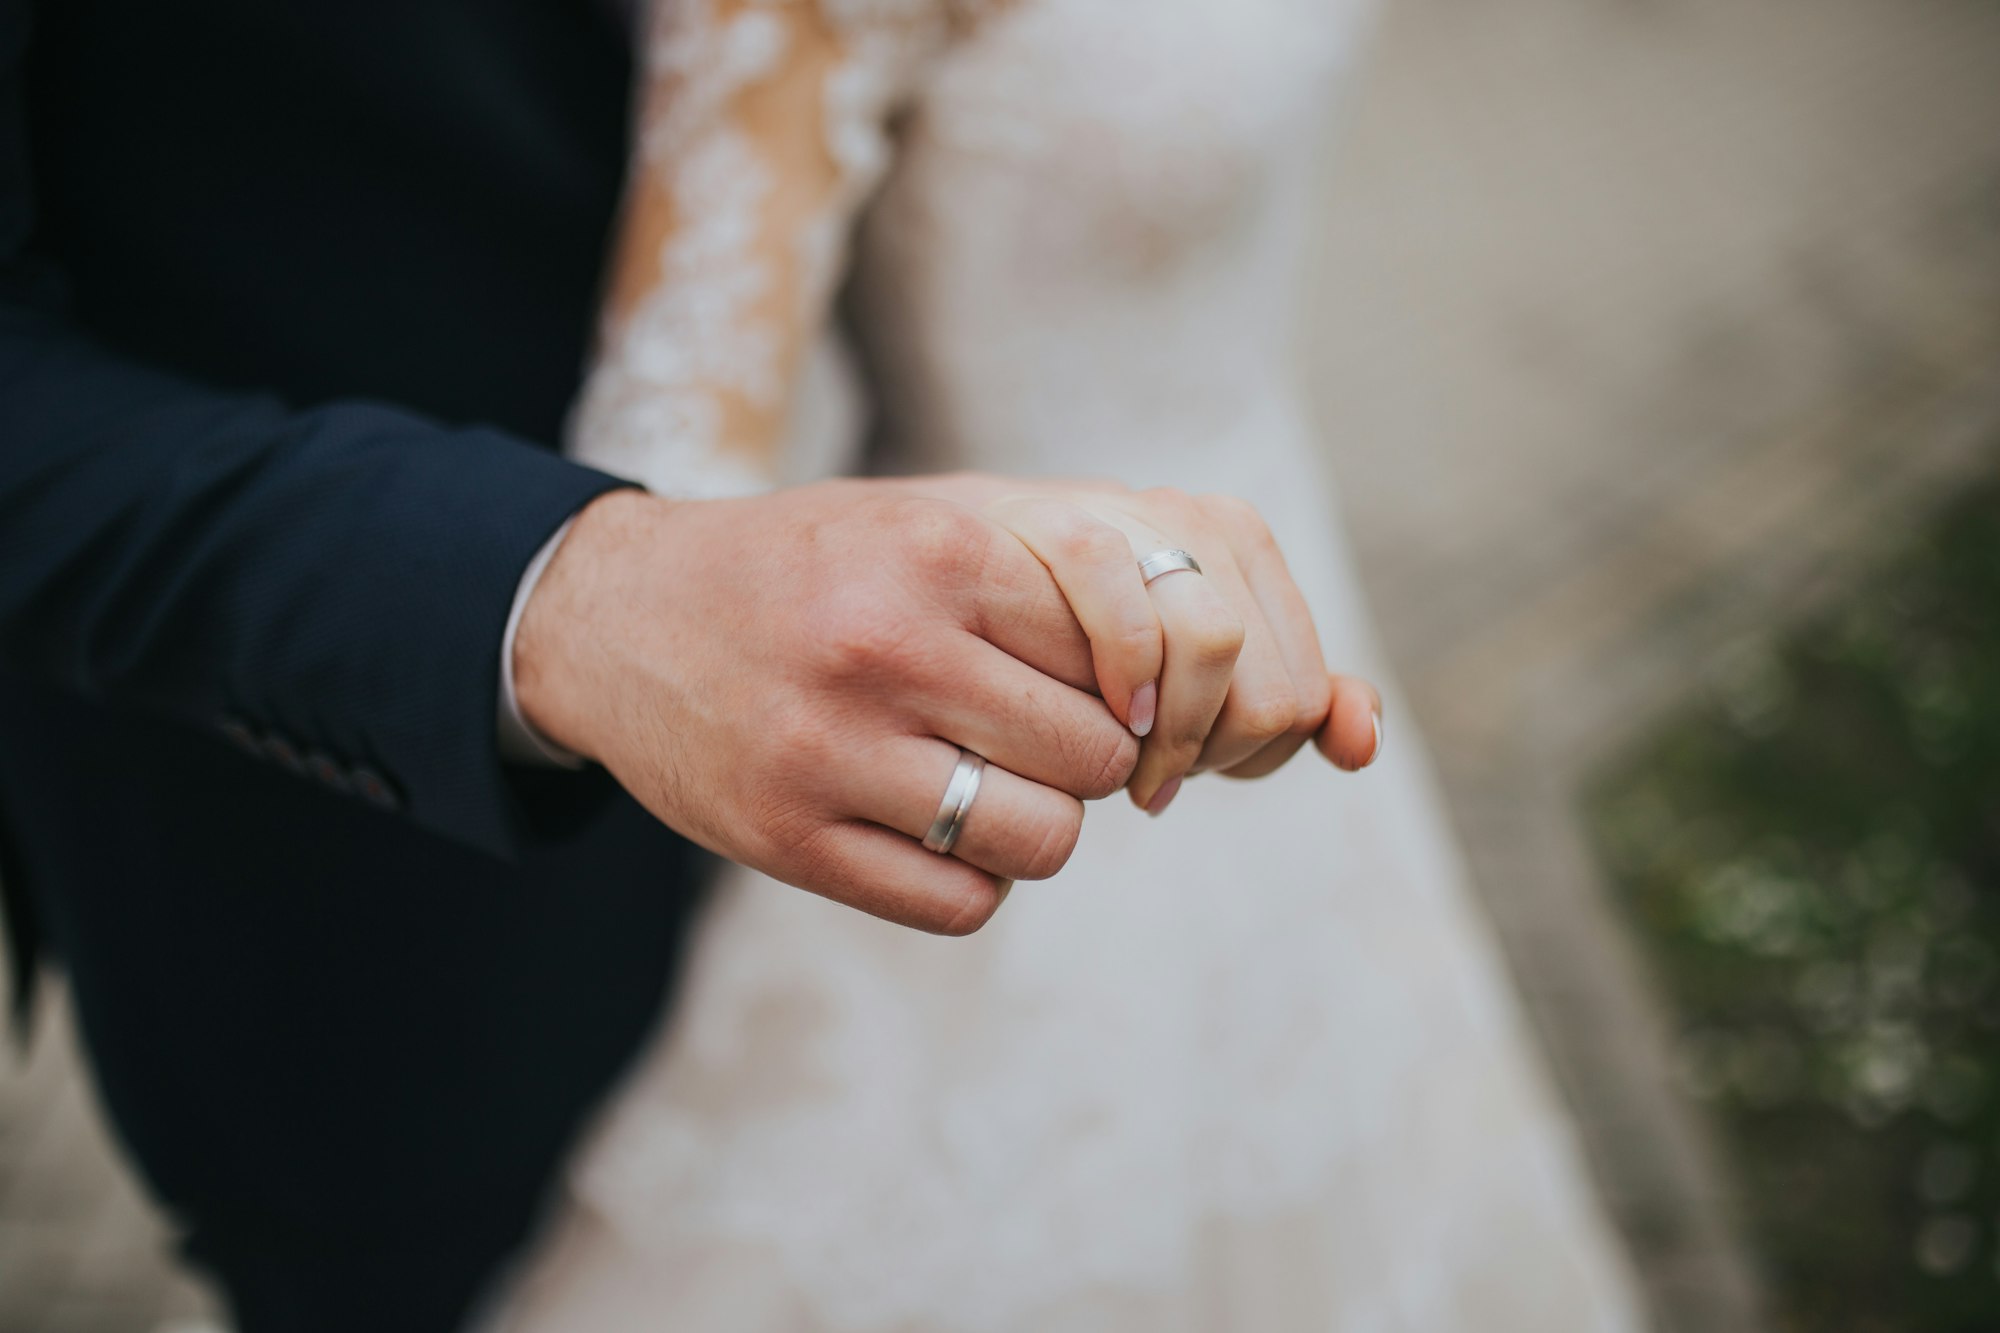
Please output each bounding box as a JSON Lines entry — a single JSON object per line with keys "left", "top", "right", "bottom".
{"left": 570, "top": 126, "right": 779, "bottom": 496}
{"left": 566, "top": 0, "right": 950, "bottom": 496}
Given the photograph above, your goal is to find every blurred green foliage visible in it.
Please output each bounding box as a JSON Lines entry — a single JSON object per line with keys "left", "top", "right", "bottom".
{"left": 1589, "top": 480, "right": 2000, "bottom": 1333}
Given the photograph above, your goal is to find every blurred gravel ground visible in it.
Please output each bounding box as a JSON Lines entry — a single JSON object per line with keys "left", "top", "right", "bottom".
{"left": 0, "top": 990, "right": 219, "bottom": 1331}
{"left": 1591, "top": 479, "right": 2000, "bottom": 1331}
{"left": 1305, "top": 0, "right": 2000, "bottom": 1328}
{"left": 7, "top": 0, "right": 2000, "bottom": 1326}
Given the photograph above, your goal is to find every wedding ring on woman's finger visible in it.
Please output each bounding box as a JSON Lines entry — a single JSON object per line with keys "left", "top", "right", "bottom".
{"left": 922, "top": 749, "right": 987, "bottom": 855}
{"left": 1138, "top": 548, "right": 1203, "bottom": 585}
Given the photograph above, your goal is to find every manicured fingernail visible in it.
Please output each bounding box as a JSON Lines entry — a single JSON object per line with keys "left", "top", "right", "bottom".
{"left": 1365, "top": 709, "right": 1383, "bottom": 768}
{"left": 1129, "top": 680, "right": 1157, "bottom": 738}
{"left": 1146, "top": 774, "right": 1182, "bottom": 816}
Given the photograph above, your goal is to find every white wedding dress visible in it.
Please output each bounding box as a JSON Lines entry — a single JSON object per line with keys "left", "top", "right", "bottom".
{"left": 489, "top": 1, "right": 1643, "bottom": 1328}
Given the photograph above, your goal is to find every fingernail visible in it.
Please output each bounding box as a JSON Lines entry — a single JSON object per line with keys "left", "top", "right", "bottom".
{"left": 1129, "top": 680, "right": 1157, "bottom": 738}
{"left": 1364, "top": 710, "right": 1383, "bottom": 768}
{"left": 1146, "top": 774, "right": 1183, "bottom": 816}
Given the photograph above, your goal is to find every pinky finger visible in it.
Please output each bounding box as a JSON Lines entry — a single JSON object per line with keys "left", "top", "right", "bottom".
{"left": 789, "top": 819, "right": 1013, "bottom": 936}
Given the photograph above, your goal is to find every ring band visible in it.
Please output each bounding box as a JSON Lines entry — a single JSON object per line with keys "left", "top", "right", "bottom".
{"left": 1138, "top": 548, "right": 1203, "bottom": 584}
{"left": 923, "top": 750, "right": 986, "bottom": 855}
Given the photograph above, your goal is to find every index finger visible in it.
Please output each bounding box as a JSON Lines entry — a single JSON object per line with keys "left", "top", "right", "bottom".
{"left": 959, "top": 512, "right": 1101, "bottom": 695}
{"left": 983, "top": 494, "right": 1164, "bottom": 734}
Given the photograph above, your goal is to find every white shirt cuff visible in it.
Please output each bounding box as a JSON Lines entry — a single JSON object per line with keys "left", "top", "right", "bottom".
{"left": 497, "top": 517, "right": 585, "bottom": 769}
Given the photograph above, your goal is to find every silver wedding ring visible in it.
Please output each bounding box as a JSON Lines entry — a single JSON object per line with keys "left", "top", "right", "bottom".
{"left": 923, "top": 750, "right": 986, "bottom": 855}
{"left": 1138, "top": 548, "right": 1203, "bottom": 584}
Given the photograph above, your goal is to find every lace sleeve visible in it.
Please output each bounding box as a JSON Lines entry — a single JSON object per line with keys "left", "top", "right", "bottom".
{"left": 567, "top": 0, "right": 938, "bottom": 497}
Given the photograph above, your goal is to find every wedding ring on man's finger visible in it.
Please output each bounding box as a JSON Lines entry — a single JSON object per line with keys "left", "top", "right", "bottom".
{"left": 1138, "top": 548, "right": 1203, "bottom": 585}
{"left": 923, "top": 750, "right": 986, "bottom": 856}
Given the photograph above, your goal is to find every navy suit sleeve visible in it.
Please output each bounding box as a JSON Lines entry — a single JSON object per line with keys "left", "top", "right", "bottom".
{"left": 0, "top": 3, "right": 627, "bottom": 860}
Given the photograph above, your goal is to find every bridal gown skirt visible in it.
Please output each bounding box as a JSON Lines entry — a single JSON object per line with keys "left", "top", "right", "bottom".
{"left": 490, "top": 410, "right": 1643, "bottom": 1332}
{"left": 491, "top": 0, "right": 1644, "bottom": 1325}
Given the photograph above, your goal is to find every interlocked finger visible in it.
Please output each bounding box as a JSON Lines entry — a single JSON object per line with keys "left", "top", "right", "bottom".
{"left": 983, "top": 494, "right": 1164, "bottom": 734}
{"left": 1185, "top": 539, "right": 1301, "bottom": 775}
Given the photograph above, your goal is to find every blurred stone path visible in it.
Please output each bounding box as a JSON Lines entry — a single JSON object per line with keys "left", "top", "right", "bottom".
{"left": 1304, "top": 0, "right": 2000, "bottom": 1328}
{"left": 0, "top": 989, "right": 220, "bottom": 1331}
{"left": 7, "top": 0, "right": 2000, "bottom": 1327}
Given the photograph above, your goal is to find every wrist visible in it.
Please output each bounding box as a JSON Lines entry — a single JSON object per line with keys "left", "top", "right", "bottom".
{"left": 513, "top": 487, "right": 679, "bottom": 764}
{"left": 498, "top": 516, "right": 586, "bottom": 767}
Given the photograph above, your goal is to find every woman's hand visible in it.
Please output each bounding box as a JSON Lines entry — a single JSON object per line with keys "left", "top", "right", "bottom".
{"left": 978, "top": 483, "right": 1384, "bottom": 813}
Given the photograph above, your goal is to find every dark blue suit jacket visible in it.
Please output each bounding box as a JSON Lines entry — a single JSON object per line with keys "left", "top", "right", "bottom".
{"left": 0, "top": 2, "right": 704, "bottom": 1326}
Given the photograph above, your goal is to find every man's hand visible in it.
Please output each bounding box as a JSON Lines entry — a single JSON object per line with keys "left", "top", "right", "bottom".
{"left": 514, "top": 483, "right": 1140, "bottom": 934}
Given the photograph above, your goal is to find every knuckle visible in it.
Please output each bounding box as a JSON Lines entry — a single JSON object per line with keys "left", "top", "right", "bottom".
{"left": 928, "top": 878, "right": 1004, "bottom": 936}
{"left": 780, "top": 818, "right": 846, "bottom": 890}
{"left": 1170, "top": 716, "right": 1215, "bottom": 754}
{"left": 749, "top": 771, "right": 833, "bottom": 852}
{"left": 1138, "top": 485, "right": 1198, "bottom": 525}
{"left": 761, "top": 692, "right": 835, "bottom": 763}
{"left": 1199, "top": 492, "right": 1265, "bottom": 531}
{"left": 1200, "top": 493, "right": 1284, "bottom": 560}
{"left": 1007, "top": 494, "right": 1075, "bottom": 532}
{"left": 1111, "top": 617, "right": 1164, "bottom": 666}
{"left": 981, "top": 493, "right": 1038, "bottom": 524}
{"left": 1189, "top": 606, "right": 1247, "bottom": 670}
{"left": 1057, "top": 517, "right": 1130, "bottom": 569}
{"left": 891, "top": 498, "right": 994, "bottom": 582}
{"left": 1075, "top": 725, "right": 1140, "bottom": 799}
{"left": 1238, "top": 687, "right": 1301, "bottom": 743}
{"left": 1017, "top": 802, "right": 1085, "bottom": 881}
{"left": 807, "top": 587, "right": 928, "bottom": 682}
{"left": 1293, "top": 673, "right": 1335, "bottom": 734}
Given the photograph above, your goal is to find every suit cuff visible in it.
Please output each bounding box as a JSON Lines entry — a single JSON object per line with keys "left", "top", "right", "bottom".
{"left": 498, "top": 516, "right": 584, "bottom": 768}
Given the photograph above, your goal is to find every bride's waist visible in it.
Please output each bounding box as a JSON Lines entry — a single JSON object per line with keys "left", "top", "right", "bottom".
{"left": 905, "top": 383, "right": 1314, "bottom": 480}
